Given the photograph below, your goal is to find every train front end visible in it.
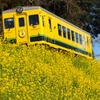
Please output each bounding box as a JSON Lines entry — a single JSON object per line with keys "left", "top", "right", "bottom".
{"left": 2, "top": 6, "right": 42, "bottom": 45}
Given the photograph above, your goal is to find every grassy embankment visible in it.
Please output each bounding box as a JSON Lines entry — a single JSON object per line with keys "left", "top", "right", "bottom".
{"left": 0, "top": 41, "right": 100, "bottom": 100}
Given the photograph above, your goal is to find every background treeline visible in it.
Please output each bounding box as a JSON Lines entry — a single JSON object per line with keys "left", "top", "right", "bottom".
{"left": 0, "top": 0, "right": 100, "bottom": 38}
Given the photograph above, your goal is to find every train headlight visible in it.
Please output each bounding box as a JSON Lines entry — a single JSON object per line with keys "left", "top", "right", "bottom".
{"left": 16, "top": 6, "right": 23, "bottom": 13}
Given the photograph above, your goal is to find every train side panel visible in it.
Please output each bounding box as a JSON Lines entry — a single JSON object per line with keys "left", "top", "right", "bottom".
{"left": 40, "top": 9, "right": 93, "bottom": 58}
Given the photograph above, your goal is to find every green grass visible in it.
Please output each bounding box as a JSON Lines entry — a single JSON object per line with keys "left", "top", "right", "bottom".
{"left": 0, "top": 42, "right": 100, "bottom": 100}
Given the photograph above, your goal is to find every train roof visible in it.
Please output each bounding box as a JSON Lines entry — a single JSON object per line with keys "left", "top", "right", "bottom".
{"left": 2, "top": 6, "right": 91, "bottom": 36}
{"left": 2, "top": 6, "right": 41, "bottom": 13}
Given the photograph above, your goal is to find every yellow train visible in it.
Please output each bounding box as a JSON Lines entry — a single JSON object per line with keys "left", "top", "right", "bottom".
{"left": 2, "top": 6, "right": 93, "bottom": 59}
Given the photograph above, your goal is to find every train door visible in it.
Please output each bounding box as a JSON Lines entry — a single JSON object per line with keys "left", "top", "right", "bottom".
{"left": 15, "top": 14, "right": 28, "bottom": 44}
{"left": 46, "top": 17, "right": 55, "bottom": 43}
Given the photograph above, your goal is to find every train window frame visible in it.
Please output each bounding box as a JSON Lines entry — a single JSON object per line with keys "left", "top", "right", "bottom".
{"left": 48, "top": 18, "right": 52, "bottom": 31}
{"left": 62, "top": 26, "right": 66, "bottom": 38}
{"left": 75, "top": 32, "right": 79, "bottom": 43}
{"left": 4, "top": 18, "right": 14, "bottom": 29}
{"left": 58, "top": 24, "right": 62, "bottom": 36}
{"left": 67, "top": 28, "right": 70, "bottom": 40}
{"left": 29, "top": 14, "right": 39, "bottom": 26}
{"left": 19, "top": 17, "right": 25, "bottom": 27}
{"left": 79, "top": 34, "right": 82, "bottom": 45}
{"left": 71, "top": 30, "right": 74, "bottom": 41}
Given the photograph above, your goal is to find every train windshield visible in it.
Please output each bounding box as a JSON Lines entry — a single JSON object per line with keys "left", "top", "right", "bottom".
{"left": 29, "top": 14, "right": 39, "bottom": 26}
{"left": 4, "top": 18, "right": 14, "bottom": 29}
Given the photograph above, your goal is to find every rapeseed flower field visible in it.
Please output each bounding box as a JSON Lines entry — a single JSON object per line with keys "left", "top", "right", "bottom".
{"left": 0, "top": 41, "right": 100, "bottom": 100}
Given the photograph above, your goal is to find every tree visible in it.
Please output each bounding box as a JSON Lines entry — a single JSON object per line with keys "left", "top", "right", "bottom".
{"left": 88, "top": 0, "right": 100, "bottom": 38}
{"left": 0, "top": 0, "right": 100, "bottom": 38}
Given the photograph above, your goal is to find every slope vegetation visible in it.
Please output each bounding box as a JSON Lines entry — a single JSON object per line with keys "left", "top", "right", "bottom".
{"left": 0, "top": 43, "right": 100, "bottom": 100}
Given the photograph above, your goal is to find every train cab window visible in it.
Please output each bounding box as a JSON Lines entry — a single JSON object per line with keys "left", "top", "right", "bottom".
{"left": 75, "top": 32, "right": 79, "bottom": 43}
{"left": 71, "top": 30, "right": 74, "bottom": 41}
{"left": 62, "top": 26, "right": 66, "bottom": 38}
{"left": 58, "top": 24, "right": 62, "bottom": 36}
{"left": 29, "top": 14, "right": 39, "bottom": 26}
{"left": 48, "top": 18, "right": 52, "bottom": 31}
{"left": 67, "top": 28, "right": 70, "bottom": 40}
{"left": 79, "top": 34, "right": 82, "bottom": 44}
{"left": 19, "top": 18, "right": 25, "bottom": 27}
{"left": 4, "top": 18, "right": 14, "bottom": 29}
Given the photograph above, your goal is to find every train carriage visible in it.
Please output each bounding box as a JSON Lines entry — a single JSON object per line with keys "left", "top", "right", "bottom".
{"left": 2, "top": 6, "right": 93, "bottom": 59}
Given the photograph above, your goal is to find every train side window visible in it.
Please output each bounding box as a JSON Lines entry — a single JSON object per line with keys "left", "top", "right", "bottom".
{"left": 79, "top": 34, "right": 82, "bottom": 44}
{"left": 71, "top": 30, "right": 74, "bottom": 41}
{"left": 62, "top": 26, "right": 66, "bottom": 38}
{"left": 42, "top": 16, "right": 44, "bottom": 27}
{"left": 4, "top": 18, "right": 14, "bottom": 29}
{"left": 87, "top": 37, "right": 89, "bottom": 47}
{"left": 19, "top": 18, "right": 25, "bottom": 27}
{"left": 48, "top": 18, "right": 52, "bottom": 31}
{"left": 67, "top": 28, "right": 70, "bottom": 40}
{"left": 89, "top": 38, "right": 92, "bottom": 47}
{"left": 58, "top": 24, "right": 62, "bottom": 36}
{"left": 29, "top": 14, "right": 39, "bottom": 26}
{"left": 75, "top": 32, "right": 78, "bottom": 43}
